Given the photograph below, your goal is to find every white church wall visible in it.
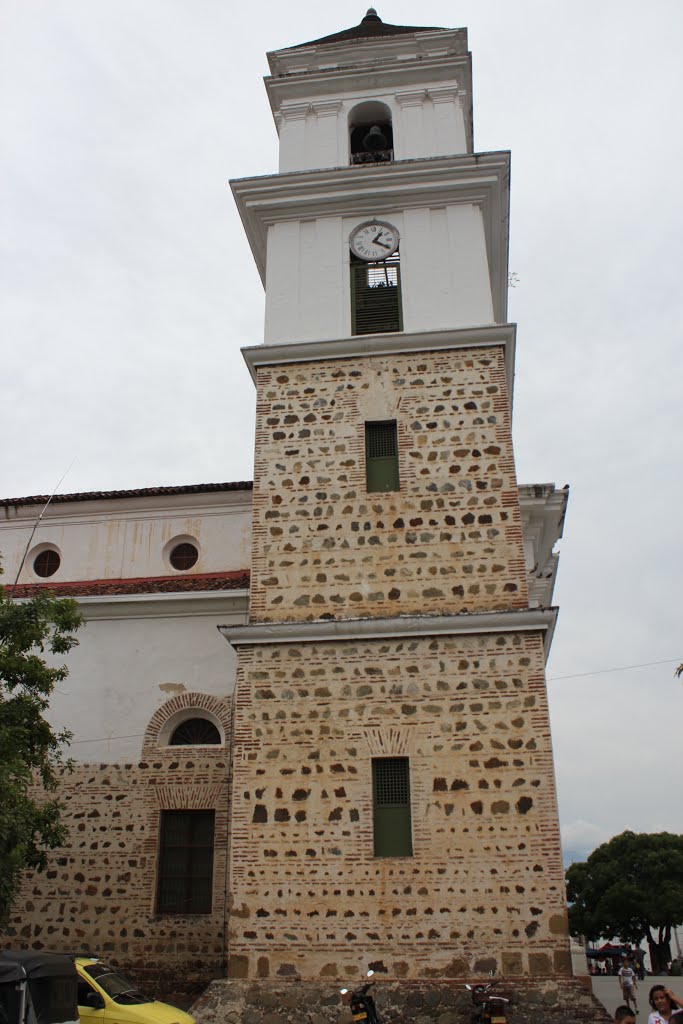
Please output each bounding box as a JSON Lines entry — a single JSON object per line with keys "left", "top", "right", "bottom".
{"left": 45, "top": 601, "right": 244, "bottom": 764}
{"left": 1, "top": 493, "right": 251, "bottom": 585}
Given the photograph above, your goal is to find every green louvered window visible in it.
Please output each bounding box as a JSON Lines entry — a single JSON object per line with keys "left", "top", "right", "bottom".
{"left": 351, "top": 253, "right": 402, "bottom": 335}
{"left": 372, "top": 758, "right": 413, "bottom": 857}
{"left": 157, "top": 810, "right": 215, "bottom": 914}
{"left": 366, "top": 420, "right": 399, "bottom": 493}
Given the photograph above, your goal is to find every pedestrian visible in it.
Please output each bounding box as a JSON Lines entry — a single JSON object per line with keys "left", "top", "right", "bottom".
{"left": 647, "top": 985, "right": 683, "bottom": 1024}
{"left": 619, "top": 958, "right": 639, "bottom": 1014}
{"left": 615, "top": 1006, "right": 637, "bottom": 1024}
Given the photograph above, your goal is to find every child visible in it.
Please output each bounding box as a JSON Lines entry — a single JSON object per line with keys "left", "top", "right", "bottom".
{"left": 619, "top": 958, "right": 639, "bottom": 1014}
{"left": 615, "top": 1007, "right": 637, "bottom": 1024}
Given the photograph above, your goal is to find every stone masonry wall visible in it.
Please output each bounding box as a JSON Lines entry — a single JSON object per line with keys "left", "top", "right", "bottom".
{"left": 4, "top": 693, "right": 233, "bottom": 1003}
{"left": 228, "top": 628, "right": 568, "bottom": 981}
{"left": 250, "top": 347, "right": 528, "bottom": 623}
{"left": 192, "top": 977, "right": 611, "bottom": 1024}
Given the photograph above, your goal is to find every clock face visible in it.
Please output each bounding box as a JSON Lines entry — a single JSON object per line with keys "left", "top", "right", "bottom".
{"left": 349, "top": 220, "right": 400, "bottom": 262}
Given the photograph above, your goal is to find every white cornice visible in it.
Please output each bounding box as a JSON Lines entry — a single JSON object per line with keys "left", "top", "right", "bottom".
{"left": 266, "top": 29, "right": 469, "bottom": 78}
{"left": 241, "top": 323, "right": 517, "bottom": 414}
{"left": 69, "top": 590, "right": 249, "bottom": 622}
{"left": 230, "top": 152, "right": 510, "bottom": 324}
{"left": 265, "top": 53, "right": 471, "bottom": 111}
{"left": 219, "top": 607, "right": 558, "bottom": 662}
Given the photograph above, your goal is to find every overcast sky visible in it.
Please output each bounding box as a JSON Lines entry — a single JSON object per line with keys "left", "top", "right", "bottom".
{"left": 1, "top": 0, "right": 682, "bottom": 863}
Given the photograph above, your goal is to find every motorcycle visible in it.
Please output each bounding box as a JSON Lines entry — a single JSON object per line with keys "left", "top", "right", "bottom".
{"left": 340, "top": 970, "right": 382, "bottom": 1024}
{"left": 465, "top": 981, "right": 510, "bottom": 1024}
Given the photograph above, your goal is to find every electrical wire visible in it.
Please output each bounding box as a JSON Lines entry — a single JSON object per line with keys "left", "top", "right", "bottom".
{"left": 548, "top": 657, "right": 682, "bottom": 682}
{"left": 58, "top": 657, "right": 682, "bottom": 748}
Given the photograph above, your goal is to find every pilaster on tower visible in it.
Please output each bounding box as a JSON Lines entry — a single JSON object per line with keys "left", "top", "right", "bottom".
{"left": 220, "top": 9, "right": 572, "bottom": 994}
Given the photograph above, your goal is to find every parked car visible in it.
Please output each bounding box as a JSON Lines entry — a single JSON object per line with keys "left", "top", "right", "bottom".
{"left": 0, "top": 950, "right": 78, "bottom": 1024}
{"left": 74, "top": 958, "right": 194, "bottom": 1024}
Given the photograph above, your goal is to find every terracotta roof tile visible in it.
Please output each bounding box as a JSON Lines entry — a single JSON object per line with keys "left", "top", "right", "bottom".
{"left": 1, "top": 481, "right": 253, "bottom": 509}
{"left": 8, "top": 571, "right": 250, "bottom": 599}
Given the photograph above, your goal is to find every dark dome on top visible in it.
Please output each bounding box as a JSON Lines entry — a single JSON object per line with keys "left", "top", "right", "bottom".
{"left": 296, "top": 8, "right": 444, "bottom": 49}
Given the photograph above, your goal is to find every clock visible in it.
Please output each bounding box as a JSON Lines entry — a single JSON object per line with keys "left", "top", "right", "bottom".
{"left": 349, "top": 220, "right": 400, "bottom": 262}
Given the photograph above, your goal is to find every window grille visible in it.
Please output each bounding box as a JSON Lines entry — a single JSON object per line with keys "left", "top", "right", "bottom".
{"left": 169, "top": 718, "right": 221, "bottom": 746}
{"left": 365, "top": 420, "right": 399, "bottom": 493}
{"left": 157, "top": 810, "right": 215, "bottom": 914}
{"left": 372, "top": 757, "right": 413, "bottom": 857}
{"left": 33, "top": 549, "right": 60, "bottom": 577}
{"left": 351, "top": 253, "right": 402, "bottom": 336}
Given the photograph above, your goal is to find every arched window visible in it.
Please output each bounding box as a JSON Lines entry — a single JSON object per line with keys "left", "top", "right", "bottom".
{"left": 169, "top": 718, "right": 221, "bottom": 745}
{"left": 349, "top": 101, "right": 393, "bottom": 165}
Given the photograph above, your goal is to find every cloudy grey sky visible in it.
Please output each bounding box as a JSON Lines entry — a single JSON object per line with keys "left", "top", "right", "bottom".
{"left": 1, "top": 0, "right": 682, "bottom": 862}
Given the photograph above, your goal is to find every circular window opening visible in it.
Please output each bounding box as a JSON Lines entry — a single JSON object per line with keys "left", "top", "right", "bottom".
{"left": 33, "top": 549, "right": 61, "bottom": 578}
{"left": 169, "top": 542, "right": 198, "bottom": 571}
{"left": 169, "top": 718, "right": 221, "bottom": 745}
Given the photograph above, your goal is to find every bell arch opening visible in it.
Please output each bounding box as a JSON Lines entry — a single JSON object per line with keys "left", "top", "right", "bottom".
{"left": 349, "top": 101, "right": 393, "bottom": 164}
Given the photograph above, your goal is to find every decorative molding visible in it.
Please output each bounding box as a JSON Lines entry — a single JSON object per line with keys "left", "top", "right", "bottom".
{"left": 150, "top": 783, "right": 226, "bottom": 809}
{"left": 219, "top": 607, "right": 558, "bottom": 660}
{"left": 429, "top": 86, "right": 460, "bottom": 104}
{"left": 396, "top": 89, "right": 427, "bottom": 108}
{"left": 280, "top": 102, "right": 311, "bottom": 122}
{"left": 363, "top": 726, "right": 413, "bottom": 757}
{"left": 241, "top": 323, "right": 517, "bottom": 415}
{"left": 311, "top": 100, "right": 343, "bottom": 118}
{"left": 74, "top": 590, "right": 249, "bottom": 621}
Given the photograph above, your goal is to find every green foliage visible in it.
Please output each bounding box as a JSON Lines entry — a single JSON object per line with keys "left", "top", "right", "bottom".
{"left": 0, "top": 577, "right": 82, "bottom": 928}
{"left": 566, "top": 831, "right": 683, "bottom": 970}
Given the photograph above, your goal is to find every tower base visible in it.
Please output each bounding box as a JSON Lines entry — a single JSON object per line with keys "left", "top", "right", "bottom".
{"left": 191, "top": 977, "right": 610, "bottom": 1024}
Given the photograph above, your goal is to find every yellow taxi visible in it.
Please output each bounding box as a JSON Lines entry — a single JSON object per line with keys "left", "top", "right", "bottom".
{"left": 74, "top": 958, "right": 195, "bottom": 1024}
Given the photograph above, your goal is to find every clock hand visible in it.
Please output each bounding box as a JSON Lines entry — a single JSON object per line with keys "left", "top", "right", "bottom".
{"left": 372, "top": 237, "right": 391, "bottom": 249}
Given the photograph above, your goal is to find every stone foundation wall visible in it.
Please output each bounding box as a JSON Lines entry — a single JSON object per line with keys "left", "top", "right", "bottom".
{"left": 250, "top": 347, "right": 527, "bottom": 623}
{"left": 192, "top": 978, "right": 610, "bottom": 1024}
{"left": 229, "top": 629, "right": 568, "bottom": 980}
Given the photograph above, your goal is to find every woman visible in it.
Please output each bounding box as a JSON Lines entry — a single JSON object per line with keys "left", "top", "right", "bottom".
{"left": 647, "top": 985, "right": 683, "bottom": 1024}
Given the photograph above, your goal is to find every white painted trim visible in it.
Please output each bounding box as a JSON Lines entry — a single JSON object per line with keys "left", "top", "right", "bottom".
{"left": 241, "top": 323, "right": 517, "bottom": 413}
{"left": 45, "top": 590, "right": 250, "bottom": 622}
{"left": 230, "top": 151, "right": 510, "bottom": 323}
{"left": 219, "top": 607, "right": 558, "bottom": 660}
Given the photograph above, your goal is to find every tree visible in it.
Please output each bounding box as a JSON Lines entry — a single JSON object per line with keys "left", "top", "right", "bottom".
{"left": 566, "top": 831, "right": 683, "bottom": 972}
{"left": 0, "top": 577, "right": 82, "bottom": 928}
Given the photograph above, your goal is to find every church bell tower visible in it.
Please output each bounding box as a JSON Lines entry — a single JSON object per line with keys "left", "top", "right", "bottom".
{"left": 222, "top": 9, "right": 570, "bottom": 985}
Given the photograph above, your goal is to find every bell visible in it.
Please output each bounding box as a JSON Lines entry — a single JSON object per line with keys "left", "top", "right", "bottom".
{"left": 363, "top": 125, "right": 388, "bottom": 152}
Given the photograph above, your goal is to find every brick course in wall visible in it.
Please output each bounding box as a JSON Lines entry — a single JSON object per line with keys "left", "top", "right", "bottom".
{"left": 4, "top": 694, "right": 233, "bottom": 1002}
{"left": 228, "top": 629, "right": 568, "bottom": 981}
{"left": 250, "top": 348, "right": 528, "bottom": 624}
{"left": 228, "top": 345, "right": 569, "bottom": 984}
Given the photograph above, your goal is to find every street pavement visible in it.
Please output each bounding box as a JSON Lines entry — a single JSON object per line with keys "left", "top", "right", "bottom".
{"left": 590, "top": 975, "right": 680, "bottom": 1018}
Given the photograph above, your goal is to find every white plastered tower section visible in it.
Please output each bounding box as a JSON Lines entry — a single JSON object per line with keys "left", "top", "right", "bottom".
{"left": 223, "top": 10, "right": 570, "bottom": 983}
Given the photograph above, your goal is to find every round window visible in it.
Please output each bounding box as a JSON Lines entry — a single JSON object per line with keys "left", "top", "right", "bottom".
{"left": 169, "top": 542, "right": 198, "bottom": 571}
{"left": 33, "top": 549, "right": 61, "bottom": 578}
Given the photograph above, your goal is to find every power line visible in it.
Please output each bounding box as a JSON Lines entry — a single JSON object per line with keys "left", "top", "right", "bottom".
{"left": 548, "top": 658, "right": 682, "bottom": 682}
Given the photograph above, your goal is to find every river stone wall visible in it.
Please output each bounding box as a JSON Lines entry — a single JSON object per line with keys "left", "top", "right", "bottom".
{"left": 191, "top": 978, "right": 611, "bottom": 1024}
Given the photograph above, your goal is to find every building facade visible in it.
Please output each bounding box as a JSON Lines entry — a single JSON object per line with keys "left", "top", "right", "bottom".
{"left": 1, "top": 9, "right": 574, "bottom": 1002}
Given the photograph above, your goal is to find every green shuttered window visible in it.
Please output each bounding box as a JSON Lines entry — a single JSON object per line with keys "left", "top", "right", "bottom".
{"left": 157, "top": 810, "right": 215, "bottom": 914}
{"left": 372, "top": 757, "right": 413, "bottom": 857}
{"left": 351, "top": 253, "right": 402, "bottom": 335}
{"left": 366, "top": 420, "right": 399, "bottom": 492}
